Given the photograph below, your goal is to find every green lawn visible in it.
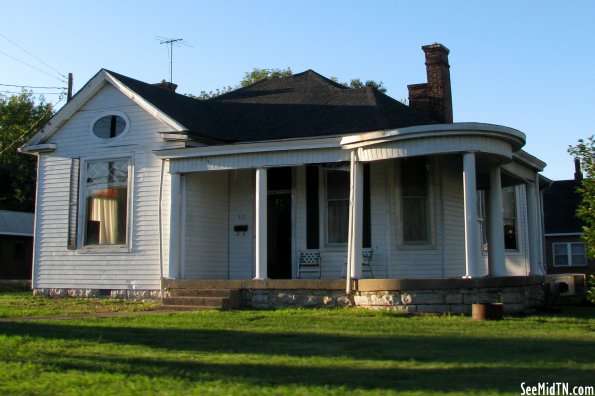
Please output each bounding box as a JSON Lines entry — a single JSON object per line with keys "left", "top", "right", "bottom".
{"left": 0, "top": 292, "right": 157, "bottom": 318}
{"left": 0, "top": 294, "right": 593, "bottom": 395}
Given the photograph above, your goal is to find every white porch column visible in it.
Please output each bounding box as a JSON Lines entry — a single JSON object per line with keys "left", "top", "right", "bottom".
{"left": 488, "top": 165, "right": 506, "bottom": 276}
{"left": 347, "top": 150, "right": 364, "bottom": 282}
{"left": 526, "top": 171, "right": 545, "bottom": 275}
{"left": 168, "top": 172, "right": 182, "bottom": 278}
{"left": 463, "top": 152, "right": 480, "bottom": 278}
{"left": 254, "top": 168, "right": 268, "bottom": 280}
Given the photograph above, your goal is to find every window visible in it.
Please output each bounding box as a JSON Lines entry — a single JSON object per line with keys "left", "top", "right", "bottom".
{"left": 400, "top": 157, "right": 431, "bottom": 244}
{"left": 83, "top": 159, "right": 129, "bottom": 246}
{"left": 326, "top": 170, "right": 350, "bottom": 244}
{"left": 502, "top": 186, "right": 517, "bottom": 250}
{"left": 476, "top": 186, "right": 519, "bottom": 252}
{"left": 477, "top": 190, "right": 488, "bottom": 251}
{"left": 92, "top": 114, "right": 128, "bottom": 139}
{"left": 553, "top": 242, "right": 587, "bottom": 267}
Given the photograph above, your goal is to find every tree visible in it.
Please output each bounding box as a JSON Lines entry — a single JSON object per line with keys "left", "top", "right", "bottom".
{"left": 569, "top": 137, "right": 595, "bottom": 304}
{"left": 0, "top": 91, "right": 53, "bottom": 212}
{"left": 568, "top": 136, "right": 595, "bottom": 259}
{"left": 240, "top": 67, "right": 293, "bottom": 87}
{"left": 330, "top": 77, "right": 387, "bottom": 93}
{"left": 188, "top": 67, "right": 387, "bottom": 99}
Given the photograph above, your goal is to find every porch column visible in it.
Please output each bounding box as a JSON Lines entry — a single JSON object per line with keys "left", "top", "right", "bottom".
{"left": 526, "top": 171, "right": 545, "bottom": 275}
{"left": 488, "top": 165, "right": 506, "bottom": 276}
{"left": 463, "top": 152, "right": 480, "bottom": 278}
{"left": 168, "top": 172, "right": 182, "bottom": 278}
{"left": 254, "top": 168, "right": 268, "bottom": 279}
{"left": 347, "top": 150, "right": 364, "bottom": 283}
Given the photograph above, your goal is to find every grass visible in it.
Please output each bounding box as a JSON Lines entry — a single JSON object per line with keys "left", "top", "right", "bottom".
{"left": 0, "top": 294, "right": 593, "bottom": 395}
{"left": 0, "top": 292, "right": 157, "bottom": 318}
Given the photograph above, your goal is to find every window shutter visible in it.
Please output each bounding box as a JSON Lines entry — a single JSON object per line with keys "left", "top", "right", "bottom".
{"left": 67, "top": 158, "right": 80, "bottom": 250}
{"left": 306, "top": 166, "right": 319, "bottom": 249}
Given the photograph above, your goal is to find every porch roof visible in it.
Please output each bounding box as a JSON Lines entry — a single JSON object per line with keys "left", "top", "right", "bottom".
{"left": 156, "top": 123, "right": 543, "bottom": 175}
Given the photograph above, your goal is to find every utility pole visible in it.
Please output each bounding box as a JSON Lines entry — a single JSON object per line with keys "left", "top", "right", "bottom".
{"left": 67, "top": 73, "right": 73, "bottom": 102}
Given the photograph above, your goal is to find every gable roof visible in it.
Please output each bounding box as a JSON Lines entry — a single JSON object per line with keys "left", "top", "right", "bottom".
{"left": 543, "top": 180, "right": 584, "bottom": 234}
{"left": 0, "top": 210, "right": 34, "bottom": 236}
{"left": 25, "top": 68, "right": 437, "bottom": 148}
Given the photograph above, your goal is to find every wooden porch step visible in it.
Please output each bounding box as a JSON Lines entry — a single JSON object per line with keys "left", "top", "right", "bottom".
{"left": 161, "top": 288, "right": 241, "bottom": 310}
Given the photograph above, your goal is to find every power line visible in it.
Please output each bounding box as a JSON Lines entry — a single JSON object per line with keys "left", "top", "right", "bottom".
{"left": 0, "top": 50, "right": 66, "bottom": 83}
{"left": 0, "top": 83, "right": 66, "bottom": 89}
{"left": 1, "top": 90, "right": 65, "bottom": 95}
{"left": 0, "top": 94, "right": 64, "bottom": 157}
{"left": 0, "top": 33, "right": 66, "bottom": 80}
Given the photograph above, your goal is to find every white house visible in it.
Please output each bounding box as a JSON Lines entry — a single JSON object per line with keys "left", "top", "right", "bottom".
{"left": 20, "top": 44, "right": 548, "bottom": 312}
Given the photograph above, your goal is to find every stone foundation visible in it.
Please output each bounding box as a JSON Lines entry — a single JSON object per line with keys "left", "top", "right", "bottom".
{"left": 33, "top": 288, "right": 161, "bottom": 300}
{"left": 34, "top": 277, "right": 546, "bottom": 314}
{"left": 352, "top": 277, "right": 545, "bottom": 314}
{"left": 241, "top": 289, "right": 353, "bottom": 309}
{"left": 237, "top": 277, "right": 546, "bottom": 314}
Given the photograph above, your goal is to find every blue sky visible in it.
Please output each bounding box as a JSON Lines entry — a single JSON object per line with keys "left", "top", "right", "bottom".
{"left": 2, "top": 0, "right": 594, "bottom": 180}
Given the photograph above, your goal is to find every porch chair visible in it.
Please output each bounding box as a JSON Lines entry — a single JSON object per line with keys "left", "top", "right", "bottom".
{"left": 342, "top": 248, "right": 375, "bottom": 278}
{"left": 297, "top": 250, "right": 321, "bottom": 279}
{"left": 362, "top": 248, "right": 374, "bottom": 278}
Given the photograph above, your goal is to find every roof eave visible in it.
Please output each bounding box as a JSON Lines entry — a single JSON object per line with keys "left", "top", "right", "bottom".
{"left": 21, "top": 69, "right": 189, "bottom": 149}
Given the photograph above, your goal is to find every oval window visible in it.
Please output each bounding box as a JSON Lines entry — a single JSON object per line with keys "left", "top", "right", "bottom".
{"left": 92, "top": 115, "right": 127, "bottom": 139}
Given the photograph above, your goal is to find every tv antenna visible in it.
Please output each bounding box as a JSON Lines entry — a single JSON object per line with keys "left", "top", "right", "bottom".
{"left": 156, "top": 36, "right": 191, "bottom": 83}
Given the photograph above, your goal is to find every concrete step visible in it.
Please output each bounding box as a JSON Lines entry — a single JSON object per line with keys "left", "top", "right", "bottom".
{"left": 167, "top": 288, "right": 240, "bottom": 298}
{"left": 156, "top": 305, "right": 218, "bottom": 311}
{"left": 162, "top": 295, "right": 241, "bottom": 310}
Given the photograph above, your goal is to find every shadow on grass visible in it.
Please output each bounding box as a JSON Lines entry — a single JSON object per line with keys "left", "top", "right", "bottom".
{"left": 33, "top": 352, "right": 595, "bottom": 393}
{"left": 0, "top": 320, "right": 593, "bottom": 392}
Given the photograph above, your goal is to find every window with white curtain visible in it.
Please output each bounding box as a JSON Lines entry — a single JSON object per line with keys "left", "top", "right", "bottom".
{"left": 83, "top": 159, "right": 129, "bottom": 246}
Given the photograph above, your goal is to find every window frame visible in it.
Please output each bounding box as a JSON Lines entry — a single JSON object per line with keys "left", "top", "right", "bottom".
{"left": 77, "top": 155, "right": 134, "bottom": 253}
{"left": 323, "top": 167, "right": 351, "bottom": 247}
{"left": 476, "top": 190, "right": 488, "bottom": 253}
{"left": 395, "top": 157, "right": 436, "bottom": 249}
{"left": 552, "top": 242, "right": 588, "bottom": 267}
{"left": 89, "top": 111, "right": 130, "bottom": 142}
{"left": 502, "top": 186, "right": 519, "bottom": 252}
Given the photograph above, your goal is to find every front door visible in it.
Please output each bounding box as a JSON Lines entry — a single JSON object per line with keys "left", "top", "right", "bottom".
{"left": 267, "top": 168, "right": 292, "bottom": 279}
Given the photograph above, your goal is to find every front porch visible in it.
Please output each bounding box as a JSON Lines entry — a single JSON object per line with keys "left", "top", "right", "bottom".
{"left": 161, "top": 276, "right": 546, "bottom": 313}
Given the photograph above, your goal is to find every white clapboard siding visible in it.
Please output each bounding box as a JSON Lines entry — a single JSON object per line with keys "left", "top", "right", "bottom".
{"left": 184, "top": 172, "right": 230, "bottom": 279}
{"left": 440, "top": 156, "right": 467, "bottom": 278}
{"left": 228, "top": 169, "right": 255, "bottom": 279}
{"left": 33, "top": 84, "right": 183, "bottom": 290}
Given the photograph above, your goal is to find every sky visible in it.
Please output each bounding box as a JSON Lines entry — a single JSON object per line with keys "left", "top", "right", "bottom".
{"left": 1, "top": 0, "right": 594, "bottom": 181}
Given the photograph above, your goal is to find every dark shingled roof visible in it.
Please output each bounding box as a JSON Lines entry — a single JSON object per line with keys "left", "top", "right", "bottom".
{"left": 543, "top": 180, "right": 584, "bottom": 234}
{"left": 106, "top": 69, "right": 436, "bottom": 144}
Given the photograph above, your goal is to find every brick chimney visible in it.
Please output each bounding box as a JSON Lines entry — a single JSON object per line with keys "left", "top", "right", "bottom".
{"left": 153, "top": 80, "right": 178, "bottom": 93}
{"left": 407, "top": 43, "right": 453, "bottom": 123}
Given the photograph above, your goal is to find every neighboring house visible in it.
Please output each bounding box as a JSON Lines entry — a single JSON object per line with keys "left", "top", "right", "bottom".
{"left": 20, "top": 44, "right": 549, "bottom": 312}
{"left": 0, "top": 210, "right": 34, "bottom": 280}
{"left": 543, "top": 163, "right": 595, "bottom": 275}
